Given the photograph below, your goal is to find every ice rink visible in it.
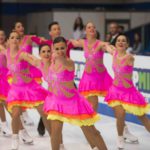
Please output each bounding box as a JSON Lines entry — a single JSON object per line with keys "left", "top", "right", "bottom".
{"left": 0, "top": 109, "right": 149, "bottom": 150}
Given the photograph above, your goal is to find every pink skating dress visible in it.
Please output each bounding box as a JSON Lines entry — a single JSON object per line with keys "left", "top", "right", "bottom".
{"left": 6, "top": 49, "right": 48, "bottom": 112}
{"left": 105, "top": 50, "right": 150, "bottom": 116}
{"left": 43, "top": 64, "right": 100, "bottom": 126}
{"left": 0, "top": 52, "right": 10, "bottom": 102}
{"left": 79, "top": 39, "right": 112, "bottom": 98}
{"left": 21, "top": 36, "right": 42, "bottom": 84}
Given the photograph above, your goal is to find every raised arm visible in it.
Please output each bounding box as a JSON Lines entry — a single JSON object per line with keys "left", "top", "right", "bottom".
{"left": 69, "top": 39, "right": 84, "bottom": 48}
{"left": 31, "top": 35, "right": 51, "bottom": 45}
{"left": 20, "top": 52, "right": 41, "bottom": 67}
{"left": 100, "top": 41, "right": 116, "bottom": 55}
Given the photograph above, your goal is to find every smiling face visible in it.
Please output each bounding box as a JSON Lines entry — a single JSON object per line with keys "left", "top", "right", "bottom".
{"left": 53, "top": 41, "right": 67, "bottom": 58}
{"left": 39, "top": 45, "right": 51, "bottom": 61}
{"left": 0, "top": 30, "right": 6, "bottom": 45}
{"left": 85, "top": 22, "right": 96, "bottom": 37}
{"left": 115, "top": 35, "right": 129, "bottom": 51}
{"left": 8, "top": 32, "right": 20, "bottom": 48}
{"left": 49, "top": 24, "right": 61, "bottom": 39}
{"left": 14, "top": 22, "right": 24, "bottom": 36}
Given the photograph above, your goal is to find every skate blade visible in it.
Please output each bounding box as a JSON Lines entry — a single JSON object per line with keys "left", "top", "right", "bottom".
{"left": 24, "top": 122, "right": 34, "bottom": 126}
{"left": 22, "top": 139, "right": 34, "bottom": 145}
{"left": 124, "top": 138, "right": 139, "bottom": 144}
{"left": 2, "top": 131, "right": 11, "bottom": 137}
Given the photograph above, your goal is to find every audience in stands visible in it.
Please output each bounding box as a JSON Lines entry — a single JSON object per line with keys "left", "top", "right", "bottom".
{"left": 108, "top": 22, "right": 120, "bottom": 45}
{"left": 131, "top": 33, "right": 143, "bottom": 54}
{"left": 73, "top": 17, "right": 85, "bottom": 40}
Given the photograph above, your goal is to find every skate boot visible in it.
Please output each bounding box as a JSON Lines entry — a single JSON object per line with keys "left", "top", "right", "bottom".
{"left": 22, "top": 112, "right": 34, "bottom": 126}
{"left": 19, "top": 129, "right": 33, "bottom": 144}
{"left": 117, "top": 136, "right": 124, "bottom": 149}
{"left": 11, "top": 134, "right": 19, "bottom": 150}
{"left": 123, "top": 126, "right": 138, "bottom": 143}
{"left": 1, "top": 121, "right": 11, "bottom": 137}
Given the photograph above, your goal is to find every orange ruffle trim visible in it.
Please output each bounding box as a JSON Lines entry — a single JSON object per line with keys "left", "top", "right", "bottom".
{"left": 0, "top": 94, "right": 7, "bottom": 102}
{"left": 34, "top": 78, "right": 42, "bottom": 84}
{"left": 47, "top": 111, "right": 100, "bottom": 126}
{"left": 46, "top": 110, "right": 97, "bottom": 120}
{"left": 108, "top": 100, "right": 150, "bottom": 116}
{"left": 80, "top": 90, "right": 107, "bottom": 98}
{"left": 7, "top": 100, "right": 44, "bottom": 112}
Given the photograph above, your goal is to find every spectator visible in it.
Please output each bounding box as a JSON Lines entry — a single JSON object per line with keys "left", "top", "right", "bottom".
{"left": 132, "top": 33, "right": 143, "bottom": 54}
{"left": 105, "top": 33, "right": 111, "bottom": 42}
{"left": 109, "top": 22, "right": 120, "bottom": 45}
{"left": 73, "top": 17, "right": 85, "bottom": 40}
{"left": 118, "top": 25, "right": 125, "bottom": 34}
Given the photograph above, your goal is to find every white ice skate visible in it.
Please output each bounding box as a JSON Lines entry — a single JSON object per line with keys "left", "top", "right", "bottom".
{"left": 19, "top": 129, "right": 33, "bottom": 144}
{"left": 123, "top": 126, "right": 139, "bottom": 143}
{"left": 117, "top": 136, "right": 124, "bottom": 149}
{"left": 22, "top": 112, "right": 34, "bottom": 126}
{"left": 11, "top": 134, "right": 19, "bottom": 150}
{"left": 92, "top": 147, "right": 99, "bottom": 150}
{"left": 1, "top": 121, "right": 11, "bottom": 137}
{"left": 60, "top": 144, "right": 66, "bottom": 150}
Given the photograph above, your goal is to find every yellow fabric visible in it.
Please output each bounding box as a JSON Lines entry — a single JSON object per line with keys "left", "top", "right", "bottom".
{"left": 47, "top": 114, "right": 100, "bottom": 126}
{"left": 108, "top": 100, "right": 150, "bottom": 116}
{"left": 8, "top": 101, "right": 44, "bottom": 113}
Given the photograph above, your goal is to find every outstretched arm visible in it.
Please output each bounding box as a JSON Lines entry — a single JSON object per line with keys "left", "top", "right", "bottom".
{"left": 100, "top": 42, "right": 116, "bottom": 55}
{"left": 69, "top": 39, "right": 84, "bottom": 48}
{"left": 20, "top": 52, "right": 41, "bottom": 67}
{"left": 31, "top": 35, "right": 51, "bottom": 45}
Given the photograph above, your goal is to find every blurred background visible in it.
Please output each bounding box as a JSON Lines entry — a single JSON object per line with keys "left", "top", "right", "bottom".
{"left": 0, "top": 0, "right": 150, "bottom": 55}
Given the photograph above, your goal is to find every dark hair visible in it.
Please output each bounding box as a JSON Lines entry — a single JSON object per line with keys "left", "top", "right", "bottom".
{"left": 13, "top": 21, "right": 23, "bottom": 29}
{"left": 48, "top": 21, "right": 59, "bottom": 31}
{"left": 39, "top": 44, "right": 51, "bottom": 53}
{"left": 115, "top": 34, "right": 130, "bottom": 45}
{"left": 0, "top": 28, "right": 5, "bottom": 33}
{"left": 0, "top": 29, "right": 6, "bottom": 41}
{"left": 96, "top": 30, "right": 100, "bottom": 39}
{"left": 53, "top": 36, "right": 67, "bottom": 46}
{"left": 73, "top": 17, "right": 84, "bottom": 31}
{"left": 118, "top": 25, "right": 124, "bottom": 31}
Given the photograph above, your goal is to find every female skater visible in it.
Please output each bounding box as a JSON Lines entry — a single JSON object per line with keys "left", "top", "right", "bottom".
{"left": 13, "top": 22, "right": 45, "bottom": 134}
{"left": 7, "top": 31, "right": 50, "bottom": 150}
{"left": 0, "top": 29, "right": 11, "bottom": 136}
{"left": 41, "top": 37, "right": 107, "bottom": 150}
{"left": 105, "top": 34, "right": 150, "bottom": 149}
{"left": 0, "top": 30, "right": 36, "bottom": 145}
{"left": 21, "top": 36, "right": 108, "bottom": 150}
{"left": 71, "top": 22, "right": 138, "bottom": 144}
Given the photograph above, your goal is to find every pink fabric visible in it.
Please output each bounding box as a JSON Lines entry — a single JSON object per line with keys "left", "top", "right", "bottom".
{"left": 0, "top": 53, "right": 10, "bottom": 98}
{"left": 43, "top": 65, "right": 96, "bottom": 118}
{"left": 6, "top": 49, "right": 48, "bottom": 105}
{"left": 7, "top": 80, "right": 48, "bottom": 104}
{"left": 7, "top": 49, "right": 31, "bottom": 84}
{"left": 112, "top": 50, "right": 133, "bottom": 87}
{"left": 78, "top": 39, "right": 112, "bottom": 95}
{"left": 21, "top": 36, "right": 42, "bottom": 79}
{"left": 105, "top": 50, "right": 147, "bottom": 106}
